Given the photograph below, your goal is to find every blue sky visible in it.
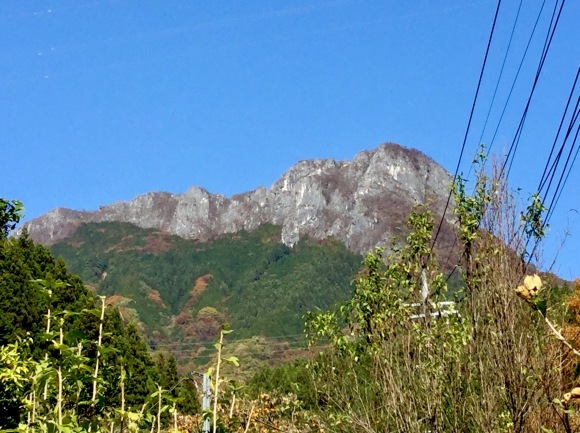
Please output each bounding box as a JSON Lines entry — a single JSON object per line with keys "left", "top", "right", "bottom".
{"left": 1, "top": 1, "right": 579, "bottom": 278}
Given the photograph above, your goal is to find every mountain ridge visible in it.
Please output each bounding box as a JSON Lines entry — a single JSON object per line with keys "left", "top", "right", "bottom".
{"left": 22, "top": 142, "right": 454, "bottom": 253}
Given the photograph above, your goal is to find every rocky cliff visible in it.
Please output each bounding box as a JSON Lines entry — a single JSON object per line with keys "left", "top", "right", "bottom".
{"left": 22, "top": 143, "right": 454, "bottom": 253}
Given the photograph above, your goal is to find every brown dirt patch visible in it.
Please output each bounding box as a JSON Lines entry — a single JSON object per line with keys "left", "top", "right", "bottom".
{"left": 147, "top": 289, "right": 167, "bottom": 308}
{"left": 104, "top": 235, "right": 136, "bottom": 253}
{"left": 106, "top": 295, "right": 124, "bottom": 306}
{"left": 142, "top": 232, "right": 174, "bottom": 253}
{"left": 190, "top": 274, "right": 213, "bottom": 298}
{"left": 182, "top": 274, "right": 213, "bottom": 310}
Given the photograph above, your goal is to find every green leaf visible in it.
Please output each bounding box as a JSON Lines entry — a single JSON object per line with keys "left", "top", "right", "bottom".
{"left": 223, "top": 356, "right": 239, "bottom": 366}
{"left": 127, "top": 411, "right": 141, "bottom": 421}
{"left": 97, "top": 346, "right": 117, "bottom": 356}
{"left": 82, "top": 308, "right": 102, "bottom": 318}
{"left": 65, "top": 329, "right": 86, "bottom": 342}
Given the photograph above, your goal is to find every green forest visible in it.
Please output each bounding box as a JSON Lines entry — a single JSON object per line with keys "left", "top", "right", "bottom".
{"left": 4, "top": 164, "right": 580, "bottom": 432}
{"left": 0, "top": 199, "right": 197, "bottom": 431}
{"left": 48, "top": 221, "right": 363, "bottom": 376}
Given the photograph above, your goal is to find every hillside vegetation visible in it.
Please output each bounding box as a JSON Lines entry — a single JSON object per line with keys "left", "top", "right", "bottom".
{"left": 5, "top": 158, "right": 580, "bottom": 432}
{"left": 50, "top": 223, "right": 362, "bottom": 346}
{"left": 0, "top": 202, "right": 198, "bottom": 430}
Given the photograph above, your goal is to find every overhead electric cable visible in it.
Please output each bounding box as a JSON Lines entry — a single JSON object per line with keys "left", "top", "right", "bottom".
{"left": 442, "top": 1, "right": 546, "bottom": 283}
{"left": 502, "top": 0, "right": 564, "bottom": 178}
{"left": 185, "top": 347, "right": 309, "bottom": 358}
{"left": 546, "top": 123, "right": 580, "bottom": 224}
{"left": 444, "top": 0, "right": 567, "bottom": 280}
{"left": 537, "top": 68, "right": 580, "bottom": 193}
{"left": 476, "top": 0, "right": 523, "bottom": 149}
{"left": 501, "top": 0, "right": 566, "bottom": 180}
{"left": 526, "top": 121, "right": 580, "bottom": 266}
{"left": 550, "top": 124, "right": 580, "bottom": 222}
{"left": 151, "top": 333, "right": 307, "bottom": 349}
{"left": 524, "top": 70, "right": 580, "bottom": 265}
{"left": 541, "top": 101, "right": 580, "bottom": 224}
{"left": 430, "top": 0, "right": 503, "bottom": 255}
{"left": 538, "top": 95, "right": 580, "bottom": 201}
{"left": 486, "top": 0, "right": 548, "bottom": 157}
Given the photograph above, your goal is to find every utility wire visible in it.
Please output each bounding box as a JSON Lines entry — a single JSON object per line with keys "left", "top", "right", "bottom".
{"left": 524, "top": 70, "right": 580, "bottom": 265}
{"left": 545, "top": 122, "right": 580, "bottom": 225}
{"left": 486, "top": 0, "right": 547, "bottom": 158}
{"left": 526, "top": 121, "right": 580, "bottom": 266}
{"left": 538, "top": 96, "right": 580, "bottom": 204}
{"left": 444, "top": 1, "right": 565, "bottom": 281}
{"left": 550, "top": 124, "right": 580, "bottom": 221}
{"left": 544, "top": 118, "right": 580, "bottom": 223}
{"left": 430, "top": 0, "right": 503, "bottom": 256}
{"left": 501, "top": 0, "right": 566, "bottom": 180}
{"left": 476, "top": 0, "right": 523, "bottom": 151}
{"left": 172, "top": 346, "right": 308, "bottom": 357}
{"left": 538, "top": 96, "right": 580, "bottom": 226}
{"left": 502, "top": 66, "right": 579, "bottom": 267}
{"left": 442, "top": 0, "right": 541, "bottom": 282}
{"left": 152, "top": 333, "right": 307, "bottom": 349}
{"left": 537, "top": 68, "right": 580, "bottom": 195}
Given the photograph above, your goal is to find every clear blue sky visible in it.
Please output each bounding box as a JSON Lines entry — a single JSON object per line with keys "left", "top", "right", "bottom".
{"left": 1, "top": 1, "right": 579, "bottom": 278}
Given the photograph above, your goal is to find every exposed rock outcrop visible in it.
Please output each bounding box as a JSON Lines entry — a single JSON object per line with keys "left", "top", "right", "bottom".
{"left": 22, "top": 143, "right": 454, "bottom": 253}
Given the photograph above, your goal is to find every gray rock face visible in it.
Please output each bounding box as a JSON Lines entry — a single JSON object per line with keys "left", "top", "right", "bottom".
{"left": 22, "top": 143, "right": 453, "bottom": 253}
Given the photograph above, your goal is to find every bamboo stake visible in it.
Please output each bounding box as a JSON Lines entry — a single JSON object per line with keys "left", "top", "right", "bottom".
{"left": 31, "top": 389, "right": 36, "bottom": 425}
{"left": 213, "top": 330, "right": 224, "bottom": 433}
{"left": 57, "top": 367, "right": 63, "bottom": 426}
{"left": 229, "top": 392, "right": 236, "bottom": 418}
{"left": 43, "top": 301, "right": 51, "bottom": 401}
{"left": 120, "top": 367, "right": 125, "bottom": 433}
{"left": 157, "top": 384, "right": 162, "bottom": 433}
{"left": 92, "top": 296, "right": 106, "bottom": 402}
{"left": 243, "top": 403, "right": 255, "bottom": 433}
{"left": 57, "top": 322, "right": 64, "bottom": 426}
{"left": 172, "top": 402, "right": 178, "bottom": 432}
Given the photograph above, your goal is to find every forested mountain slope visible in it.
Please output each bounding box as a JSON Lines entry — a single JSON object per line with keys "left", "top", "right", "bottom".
{"left": 21, "top": 143, "right": 460, "bottom": 369}
{"left": 50, "top": 223, "right": 363, "bottom": 351}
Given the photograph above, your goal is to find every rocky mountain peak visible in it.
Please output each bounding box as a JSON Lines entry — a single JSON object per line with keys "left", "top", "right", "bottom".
{"left": 22, "top": 143, "right": 454, "bottom": 253}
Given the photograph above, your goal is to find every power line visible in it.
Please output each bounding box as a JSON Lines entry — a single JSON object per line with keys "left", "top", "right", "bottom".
{"left": 546, "top": 122, "right": 580, "bottom": 224}
{"left": 476, "top": 0, "right": 524, "bottom": 151}
{"left": 442, "top": 1, "right": 569, "bottom": 281}
{"left": 485, "top": 0, "right": 548, "bottom": 158}
{"left": 550, "top": 124, "right": 580, "bottom": 222}
{"left": 537, "top": 68, "right": 580, "bottom": 194}
{"left": 535, "top": 72, "right": 580, "bottom": 221}
{"left": 166, "top": 341, "right": 314, "bottom": 359}
{"left": 523, "top": 68, "right": 580, "bottom": 265}
{"left": 430, "top": 0, "right": 503, "bottom": 256}
{"left": 152, "top": 333, "right": 307, "bottom": 349}
{"left": 442, "top": 1, "right": 541, "bottom": 281}
{"left": 501, "top": 0, "right": 567, "bottom": 180}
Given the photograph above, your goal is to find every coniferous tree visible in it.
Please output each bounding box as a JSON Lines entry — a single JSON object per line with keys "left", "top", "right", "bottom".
{"left": 0, "top": 199, "right": 165, "bottom": 428}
